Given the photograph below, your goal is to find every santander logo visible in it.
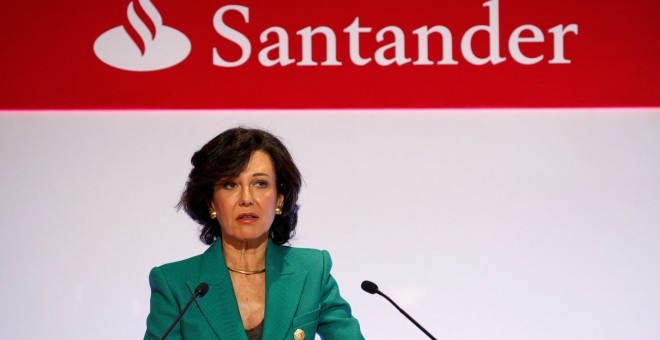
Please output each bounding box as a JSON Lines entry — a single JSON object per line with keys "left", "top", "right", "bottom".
{"left": 94, "top": 0, "right": 577, "bottom": 72}
{"left": 94, "top": 0, "right": 191, "bottom": 71}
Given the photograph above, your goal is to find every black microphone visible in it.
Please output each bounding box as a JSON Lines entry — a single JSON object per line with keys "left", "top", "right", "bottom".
{"left": 161, "top": 282, "right": 209, "bottom": 340}
{"left": 361, "top": 280, "right": 437, "bottom": 340}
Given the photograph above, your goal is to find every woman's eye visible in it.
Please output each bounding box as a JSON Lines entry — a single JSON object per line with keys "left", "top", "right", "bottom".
{"left": 254, "top": 180, "right": 268, "bottom": 188}
{"left": 222, "top": 182, "right": 237, "bottom": 189}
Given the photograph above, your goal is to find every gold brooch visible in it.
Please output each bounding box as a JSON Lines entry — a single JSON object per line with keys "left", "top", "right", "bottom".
{"left": 294, "top": 328, "right": 305, "bottom": 340}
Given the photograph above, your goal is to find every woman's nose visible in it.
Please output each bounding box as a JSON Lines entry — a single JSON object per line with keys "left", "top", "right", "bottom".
{"left": 239, "top": 187, "right": 254, "bottom": 206}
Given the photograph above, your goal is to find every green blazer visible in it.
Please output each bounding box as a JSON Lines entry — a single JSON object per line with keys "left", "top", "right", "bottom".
{"left": 144, "top": 238, "right": 364, "bottom": 339}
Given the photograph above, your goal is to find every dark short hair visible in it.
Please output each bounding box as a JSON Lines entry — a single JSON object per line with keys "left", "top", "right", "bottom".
{"left": 178, "top": 127, "right": 302, "bottom": 245}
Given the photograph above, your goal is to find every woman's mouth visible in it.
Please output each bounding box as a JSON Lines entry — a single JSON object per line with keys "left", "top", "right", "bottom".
{"left": 236, "top": 213, "right": 258, "bottom": 222}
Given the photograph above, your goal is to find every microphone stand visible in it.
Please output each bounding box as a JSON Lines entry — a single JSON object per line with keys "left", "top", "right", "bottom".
{"left": 374, "top": 290, "right": 437, "bottom": 340}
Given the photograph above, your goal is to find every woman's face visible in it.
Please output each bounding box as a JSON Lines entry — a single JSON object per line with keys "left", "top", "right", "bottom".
{"left": 210, "top": 150, "right": 284, "bottom": 244}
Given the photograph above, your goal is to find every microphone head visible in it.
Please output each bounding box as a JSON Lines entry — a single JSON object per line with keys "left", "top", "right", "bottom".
{"left": 361, "top": 280, "right": 379, "bottom": 294}
{"left": 195, "top": 282, "right": 209, "bottom": 297}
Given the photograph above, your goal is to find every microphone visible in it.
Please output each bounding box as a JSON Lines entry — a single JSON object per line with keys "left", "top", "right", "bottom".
{"left": 361, "top": 280, "right": 437, "bottom": 340}
{"left": 161, "top": 282, "right": 209, "bottom": 340}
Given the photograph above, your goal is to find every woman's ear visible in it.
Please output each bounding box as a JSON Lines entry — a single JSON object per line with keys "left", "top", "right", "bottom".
{"left": 277, "top": 194, "right": 284, "bottom": 210}
{"left": 208, "top": 201, "right": 218, "bottom": 218}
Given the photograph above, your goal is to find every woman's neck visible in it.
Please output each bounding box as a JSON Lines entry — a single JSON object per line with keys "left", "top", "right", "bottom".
{"left": 221, "top": 235, "right": 268, "bottom": 271}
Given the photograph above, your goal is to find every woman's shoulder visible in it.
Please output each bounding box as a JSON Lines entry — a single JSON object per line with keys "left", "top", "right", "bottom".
{"left": 154, "top": 240, "right": 222, "bottom": 277}
{"left": 284, "top": 245, "right": 324, "bottom": 255}
{"left": 151, "top": 252, "right": 205, "bottom": 280}
{"left": 278, "top": 244, "right": 323, "bottom": 257}
{"left": 273, "top": 244, "right": 333, "bottom": 270}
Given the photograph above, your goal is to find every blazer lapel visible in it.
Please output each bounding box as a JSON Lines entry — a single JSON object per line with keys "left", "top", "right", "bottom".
{"left": 263, "top": 240, "right": 308, "bottom": 340}
{"left": 187, "top": 240, "right": 247, "bottom": 340}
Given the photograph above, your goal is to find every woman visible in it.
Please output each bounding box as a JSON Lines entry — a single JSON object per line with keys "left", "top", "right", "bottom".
{"left": 144, "top": 127, "right": 364, "bottom": 340}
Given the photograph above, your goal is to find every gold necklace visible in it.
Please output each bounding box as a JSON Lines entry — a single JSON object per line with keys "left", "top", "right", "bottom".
{"left": 227, "top": 266, "right": 266, "bottom": 275}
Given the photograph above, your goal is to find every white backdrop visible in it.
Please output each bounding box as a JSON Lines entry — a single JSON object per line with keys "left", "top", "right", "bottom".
{"left": 1, "top": 109, "right": 659, "bottom": 339}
